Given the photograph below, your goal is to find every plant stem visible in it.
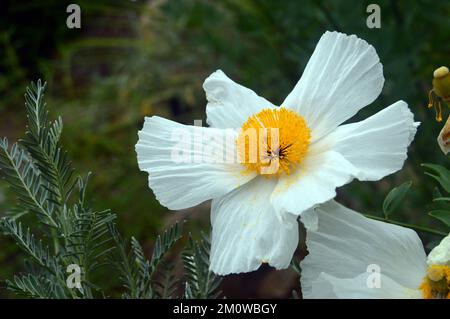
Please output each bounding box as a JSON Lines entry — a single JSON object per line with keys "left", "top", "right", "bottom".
{"left": 50, "top": 227, "right": 60, "bottom": 255}
{"left": 363, "top": 214, "right": 447, "bottom": 236}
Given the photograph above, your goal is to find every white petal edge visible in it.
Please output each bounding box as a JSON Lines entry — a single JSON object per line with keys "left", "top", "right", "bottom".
{"left": 427, "top": 233, "right": 450, "bottom": 265}
{"left": 209, "top": 177, "right": 299, "bottom": 275}
{"left": 204, "top": 70, "right": 276, "bottom": 129}
{"left": 136, "top": 116, "right": 255, "bottom": 210}
{"left": 270, "top": 149, "right": 359, "bottom": 217}
{"left": 314, "top": 100, "right": 419, "bottom": 181}
{"left": 300, "top": 201, "right": 427, "bottom": 299}
{"left": 310, "top": 272, "right": 423, "bottom": 299}
{"left": 283, "top": 31, "right": 384, "bottom": 142}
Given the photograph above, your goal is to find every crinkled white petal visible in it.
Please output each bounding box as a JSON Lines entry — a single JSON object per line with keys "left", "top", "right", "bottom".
{"left": 283, "top": 31, "right": 384, "bottom": 142}
{"left": 300, "top": 201, "right": 427, "bottom": 299}
{"left": 427, "top": 233, "right": 450, "bottom": 266}
{"left": 203, "top": 70, "right": 276, "bottom": 129}
{"left": 136, "top": 116, "right": 255, "bottom": 210}
{"left": 315, "top": 101, "right": 418, "bottom": 181}
{"left": 270, "top": 150, "right": 358, "bottom": 216}
{"left": 300, "top": 208, "right": 318, "bottom": 231}
{"left": 210, "top": 177, "right": 299, "bottom": 275}
{"left": 311, "top": 272, "right": 423, "bottom": 299}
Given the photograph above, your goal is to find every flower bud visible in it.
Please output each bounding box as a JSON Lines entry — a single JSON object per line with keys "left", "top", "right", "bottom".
{"left": 433, "top": 66, "right": 450, "bottom": 101}
{"left": 427, "top": 66, "right": 450, "bottom": 122}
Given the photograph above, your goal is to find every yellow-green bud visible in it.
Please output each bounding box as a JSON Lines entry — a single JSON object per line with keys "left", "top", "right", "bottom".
{"left": 433, "top": 66, "right": 450, "bottom": 101}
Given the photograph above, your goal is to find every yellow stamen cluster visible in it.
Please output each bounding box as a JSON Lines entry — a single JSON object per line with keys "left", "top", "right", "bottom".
{"left": 420, "top": 265, "right": 450, "bottom": 299}
{"left": 427, "top": 66, "right": 450, "bottom": 122}
{"left": 236, "top": 107, "right": 311, "bottom": 177}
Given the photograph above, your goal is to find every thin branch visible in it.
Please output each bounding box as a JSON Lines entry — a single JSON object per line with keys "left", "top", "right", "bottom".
{"left": 364, "top": 214, "right": 447, "bottom": 237}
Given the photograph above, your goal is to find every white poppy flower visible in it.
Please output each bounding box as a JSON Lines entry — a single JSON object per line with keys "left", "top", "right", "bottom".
{"left": 301, "top": 200, "right": 450, "bottom": 299}
{"left": 136, "top": 31, "right": 418, "bottom": 275}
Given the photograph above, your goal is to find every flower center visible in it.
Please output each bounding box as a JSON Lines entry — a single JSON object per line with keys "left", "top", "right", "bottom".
{"left": 420, "top": 265, "right": 450, "bottom": 299}
{"left": 236, "top": 107, "right": 311, "bottom": 177}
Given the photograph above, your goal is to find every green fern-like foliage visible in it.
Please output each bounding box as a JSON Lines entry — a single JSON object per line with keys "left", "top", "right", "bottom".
{"left": 108, "top": 221, "right": 183, "bottom": 298}
{"left": 182, "top": 233, "right": 222, "bottom": 299}
{"left": 0, "top": 80, "right": 115, "bottom": 298}
{"left": 0, "top": 81, "right": 221, "bottom": 299}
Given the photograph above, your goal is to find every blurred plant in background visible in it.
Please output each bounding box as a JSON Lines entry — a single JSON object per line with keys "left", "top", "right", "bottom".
{"left": 0, "top": 81, "right": 222, "bottom": 298}
{"left": 1, "top": 0, "right": 450, "bottom": 298}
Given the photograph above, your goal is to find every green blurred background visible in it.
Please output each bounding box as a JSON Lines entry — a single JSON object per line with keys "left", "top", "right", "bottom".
{"left": 0, "top": 0, "right": 449, "bottom": 298}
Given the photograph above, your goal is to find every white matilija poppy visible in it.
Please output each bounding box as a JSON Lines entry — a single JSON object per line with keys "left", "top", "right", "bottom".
{"left": 135, "top": 31, "right": 419, "bottom": 275}
{"left": 301, "top": 200, "right": 450, "bottom": 299}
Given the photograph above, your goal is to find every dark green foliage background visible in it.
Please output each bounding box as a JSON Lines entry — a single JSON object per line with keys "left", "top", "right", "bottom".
{"left": 0, "top": 0, "right": 449, "bottom": 298}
